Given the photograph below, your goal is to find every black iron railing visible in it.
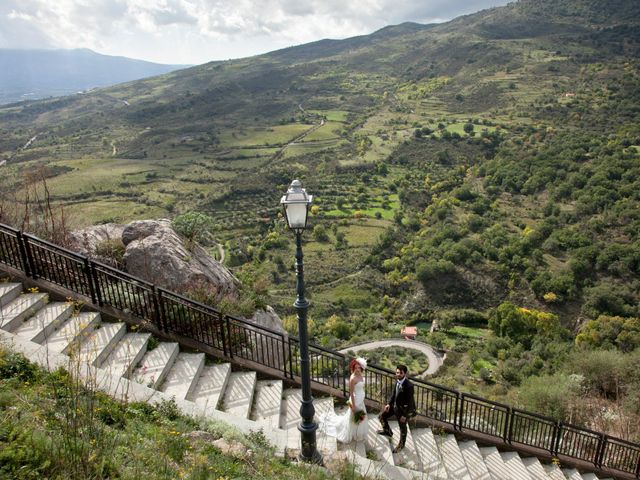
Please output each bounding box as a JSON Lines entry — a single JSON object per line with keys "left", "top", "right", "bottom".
{"left": 0, "top": 222, "right": 638, "bottom": 479}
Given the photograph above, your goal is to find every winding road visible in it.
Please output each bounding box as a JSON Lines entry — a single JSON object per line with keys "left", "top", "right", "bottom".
{"left": 339, "top": 339, "right": 445, "bottom": 376}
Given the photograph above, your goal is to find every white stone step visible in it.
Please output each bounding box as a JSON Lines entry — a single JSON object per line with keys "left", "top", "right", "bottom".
{"left": 251, "top": 378, "right": 283, "bottom": 428}
{"left": 480, "top": 446, "right": 512, "bottom": 480}
{"left": 563, "top": 469, "right": 584, "bottom": 480}
{"left": 221, "top": 371, "right": 256, "bottom": 419}
{"left": 133, "top": 342, "right": 180, "bottom": 389}
{"left": 313, "top": 397, "right": 338, "bottom": 455}
{"left": 521, "top": 456, "right": 552, "bottom": 480}
{"left": 77, "top": 322, "right": 126, "bottom": 366}
{"left": 280, "top": 389, "right": 336, "bottom": 454}
{"left": 543, "top": 463, "right": 568, "bottom": 480}
{"left": 281, "top": 388, "right": 302, "bottom": 431}
{"left": 459, "top": 440, "right": 492, "bottom": 480}
{"left": 12, "top": 302, "right": 73, "bottom": 342}
{"left": 161, "top": 352, "right": 205, "bottom": 400}
{"left": 44, "top": 312, "right": 100, "bottom": 353}
{"left": 0, "top": 283, "right": 22, "bottom": 306}
{"left": 100, "top": 333, "right": 150, "bottom": 376}
{"left": 0, "top": 293, "right": 48, "bottom": 331}
{"left": 501, "top": 451, "right": 534, "bottom": 480}
{"left": 365, "top": 416, "right": 396, "bottom": 467}
{"left": 343, "top": 438, "right": 367, "bottom": 457}
{"left": 412, "top": 428, "right": 448, "bottom": 480}
{"left": 439, "top": 433, "right": 472, "bottom": 480}
{"left": 580, "top": 474, "right": 599, "bottom": 480}
{"left": 389, "top": 420, "right": 421, "bottom": 470}
{"left": 190, "top": 363, "right": 232, "bottom": 410}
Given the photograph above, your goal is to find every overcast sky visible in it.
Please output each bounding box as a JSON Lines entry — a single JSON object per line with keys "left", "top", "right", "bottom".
{"left": 1, "top": 0, "right": 513, "bottom": 65}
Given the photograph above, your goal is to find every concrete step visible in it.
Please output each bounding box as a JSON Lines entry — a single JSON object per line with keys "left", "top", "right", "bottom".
{"left": 439, "top": 433, "right": 472, "bottom": 480}
{"left": 100, "top": 332, "right": 150, "bottom": 376}
{"left": 133, "top": 342, "right": 180, "bottom": 389}
{"left": 12, "top": 302, "right": 73, "bottom": 342}
{"left": 0, "top": 283, "right": 22, "bottom": 307}
{"left": 501, "top": 451, "right": 534, "bottom": 480}
{"left": 221, "top": 371, "right": 256, "bottom": 419}
{"left": 281, "top": 388, "right": 302, "bottom": 431}
{"left": 521, "top": 456, "right": 552, "bottom": 480}
{"left": 459, "top": 440, "right": 492, "bottom": 480}
{"left": 280, "top": 389, "right": 336, "bottom": 455}
{"left": 313, "top": 397, "right": 338, "bottom": 455}
{"left": 0, "top": 293, "right": 48, "bottom": 331}
{"left": 44, "top": 312, "right": 100, "bottom": 353}
{"left": 580, "top": 474, "right": 600, "bottom": 480}
{"left": 161, "top": 352, "right": 205, "bottom": 400}
{"left": 389, "top": 420, "right": 421, "bottom": 470}
{"left": 480, "top": 446, "right": 511, "bottom": 480}
{"left": 412, "top": 428, "right": 448, "bottom": 479}
{"left": 543, "top": 463, "right": 568, "bottom": 480}
{"left": 251, "top": 378, "right": 283, "bottom": 429}
{"left": 563, "top": 469, "right": 585, "bottom": 480}
{"left": 77, "top": 322, "right": 126, "bottom": 367}
{"left": 365, "top": 416, "right": 395, "bottom": 467}
{"left": 190, "top": 363, "right": 232, "bottom": 410}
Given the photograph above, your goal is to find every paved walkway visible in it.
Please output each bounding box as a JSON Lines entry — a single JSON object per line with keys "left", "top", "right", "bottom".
{"left": 338, "top": 339, "right": 445, "bottom": 376}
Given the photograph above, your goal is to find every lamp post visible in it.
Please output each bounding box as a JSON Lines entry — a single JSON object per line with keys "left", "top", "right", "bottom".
{"left": 280, "top": 179, "right": 322, "bottom": 464}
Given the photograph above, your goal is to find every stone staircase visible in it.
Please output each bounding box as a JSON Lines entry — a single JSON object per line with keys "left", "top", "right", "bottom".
{"left": 0, "top": 282, "right": 618, "bottom": 480}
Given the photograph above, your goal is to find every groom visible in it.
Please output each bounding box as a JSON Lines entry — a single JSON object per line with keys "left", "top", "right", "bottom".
{"left": 378, "top": 364, "right": 416, "bottom": 453}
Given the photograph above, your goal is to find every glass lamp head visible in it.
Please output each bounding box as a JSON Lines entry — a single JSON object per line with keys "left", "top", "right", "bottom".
{"left": 280, "top": 179, "right": 313, "bottom": 233}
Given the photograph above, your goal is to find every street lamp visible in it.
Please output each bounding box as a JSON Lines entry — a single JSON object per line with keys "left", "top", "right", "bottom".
{"left": 280, "top": 179, "right": 322, "bottom": 464}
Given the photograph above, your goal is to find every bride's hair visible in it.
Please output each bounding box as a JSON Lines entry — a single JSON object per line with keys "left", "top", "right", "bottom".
{"left": 349, "top": 358, "right": 360, "bottom": 372}
{"left": 349, "top": 357, "right": 367, "bottom": 372}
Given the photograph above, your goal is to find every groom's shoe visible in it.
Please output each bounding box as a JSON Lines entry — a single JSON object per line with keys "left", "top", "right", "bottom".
{"left": 377, "top": 429, "right": 392, "bottom": 437}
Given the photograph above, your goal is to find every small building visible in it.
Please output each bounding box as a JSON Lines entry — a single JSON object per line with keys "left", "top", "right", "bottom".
{"left": 401, "top": 326, "right": 417, "bottom": 340}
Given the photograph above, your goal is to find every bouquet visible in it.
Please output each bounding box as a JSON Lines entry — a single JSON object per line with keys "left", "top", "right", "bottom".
{"left": 352, "top": 410, "right": 366, "bottom": 424}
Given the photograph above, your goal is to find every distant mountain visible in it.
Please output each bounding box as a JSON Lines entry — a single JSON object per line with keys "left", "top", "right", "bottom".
{"left": 0, "top": 48, "right": 190, "bottom": 105}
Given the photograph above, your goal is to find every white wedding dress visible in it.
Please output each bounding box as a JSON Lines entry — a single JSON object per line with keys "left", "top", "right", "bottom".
{"left": 320, "top": 379, "right": 368, "bottom": 442}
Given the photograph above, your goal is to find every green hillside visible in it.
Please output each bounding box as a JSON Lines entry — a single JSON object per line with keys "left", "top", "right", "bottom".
{"left": 1, "top": 0, "right": 639, "bottom": 440}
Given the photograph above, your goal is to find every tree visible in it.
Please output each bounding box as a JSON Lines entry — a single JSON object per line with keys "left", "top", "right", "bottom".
{"left": 172, "top": 212, "right": 218, "bottom": 244}
{"left": 312, "top": 224, "right": 329, "bottom": 242}
{"left": 463, "top": 122, "right": 474, "bottom": 135}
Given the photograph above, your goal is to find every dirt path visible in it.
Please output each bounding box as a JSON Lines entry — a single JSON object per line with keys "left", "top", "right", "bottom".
{"left": 339, "top": 339, "right": 445, "bottom": 376}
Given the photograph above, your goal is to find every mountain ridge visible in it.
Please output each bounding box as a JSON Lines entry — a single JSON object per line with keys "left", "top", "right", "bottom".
{"left": 0, "top": 48, "right": 190, "bottom": 105}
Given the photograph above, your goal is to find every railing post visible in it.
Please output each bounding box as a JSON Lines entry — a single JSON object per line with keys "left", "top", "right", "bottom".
{"left": 635, "top": 454, "right": 640, "bottom": 478}
{"left": 456, "top": 392, "right": 463, "bottom": 431}
{"left": 552, "top": 422, "right": 562, "bottom": 455}
{"left": 224, "top": 315, "right": 233, "bottom": 359}
{"left": 218, "top": 312, "right": 228, "bottom": 357}
{"left": 16, "top": 231, "right": 33, "bottom": 277}
{"left": 288, "top": 337, "right": 294, "bottom": 379}
{"left": 22, "top": 234, "right": 38, "bottom": 279}
{"left": 503, "top": 407, "right": 512, "bottom": 443}
{"left": 151, "top": 286, "right": 165, "bottom": 333}
{"left": 281, "top": 333, "right": 287, "bottom": 378}
{"left": 83, "top": 258, "right": 97, "bottom": 305}
{"left": 595, "top": 435, "right": 606, "bottom": 468}
{"left": 342, "top": 356, "right": 347, "bottom": 398}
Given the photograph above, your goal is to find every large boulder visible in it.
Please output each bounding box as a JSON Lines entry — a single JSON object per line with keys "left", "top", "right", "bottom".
{"left": 69, "top": 219, "right": 239, "bottom": 298}
{"left": 121, "top": 219, "right": 238, "bottom": 297}
{"left": 67, "top": 223, "right": 125, "bottom": 261}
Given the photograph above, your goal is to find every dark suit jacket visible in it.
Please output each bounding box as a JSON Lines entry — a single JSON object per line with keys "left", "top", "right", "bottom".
{"left": 387, "top": 379, "right": 416, "bottom": 419}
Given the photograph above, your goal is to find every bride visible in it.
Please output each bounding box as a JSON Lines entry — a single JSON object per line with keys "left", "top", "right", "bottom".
{"left": 320, "top": 357, "right": 368, "bottom": 443}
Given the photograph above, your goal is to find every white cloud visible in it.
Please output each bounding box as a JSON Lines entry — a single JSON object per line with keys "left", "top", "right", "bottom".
{"left": 0, "top": 0, "right": 512, "bottom": 64}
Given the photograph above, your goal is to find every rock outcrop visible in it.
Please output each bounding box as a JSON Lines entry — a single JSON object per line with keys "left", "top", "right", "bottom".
{"left": 121, "top": 219, "right": 238, "bottom": 297}
{"left": 69, "top": 219, "right": 238, "bottom": 298}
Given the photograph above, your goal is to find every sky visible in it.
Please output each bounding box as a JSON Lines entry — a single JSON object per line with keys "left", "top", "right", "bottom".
{"left": 0, "top": 0, "right": 513, "bottom": 66}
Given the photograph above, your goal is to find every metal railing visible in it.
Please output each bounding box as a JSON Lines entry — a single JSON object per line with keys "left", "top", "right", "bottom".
{"left": 0, "top": 222, "right": 638, "bottom": 479}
